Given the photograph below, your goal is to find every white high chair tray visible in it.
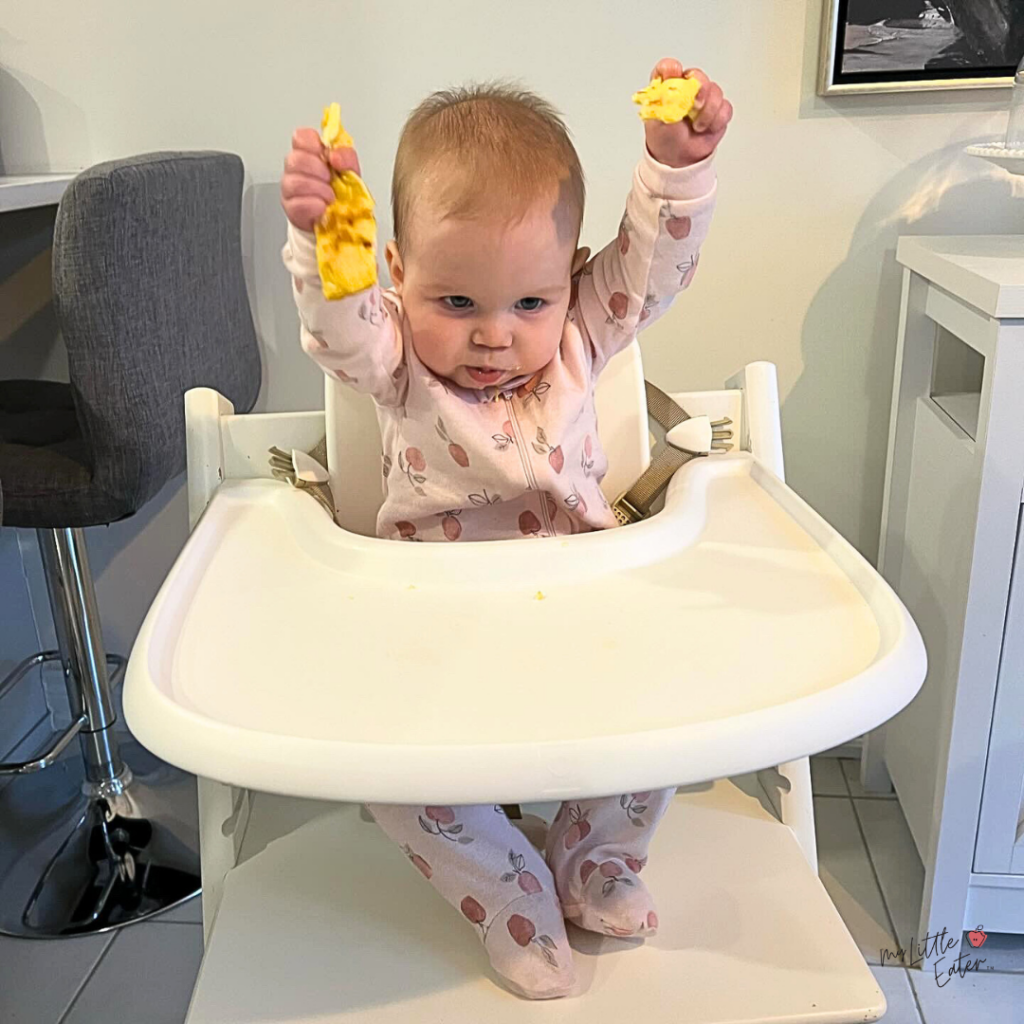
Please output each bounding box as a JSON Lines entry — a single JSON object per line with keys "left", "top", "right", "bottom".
{"left": 126, "top": 452, "right": 924, "bottom": 805}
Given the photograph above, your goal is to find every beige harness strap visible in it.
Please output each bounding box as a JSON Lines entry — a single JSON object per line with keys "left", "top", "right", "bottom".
{"left": 273, "top": 384, "right": 729, "bottom": 529}
{"left": 611, "top": 382, "right": 707, "bottom": 526}
{"left": 268, "top": 438, "right": 336, "bottom": 520}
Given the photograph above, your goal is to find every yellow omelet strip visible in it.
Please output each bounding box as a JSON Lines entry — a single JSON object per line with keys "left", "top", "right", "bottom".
{"left": 320, "top": 102, "right": 353, "bottom": 151}
{"left": 632, "top": 76, "right": 702, "bottom": 124}
{"left": 315, "top": 103, "right": 377, "bottom": 300}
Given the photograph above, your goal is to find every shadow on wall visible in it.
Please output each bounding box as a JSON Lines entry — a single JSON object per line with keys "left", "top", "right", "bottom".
{"left": 0, "top": 67, "right": 40, "bottom": 174}
{"left": 787, "top": 147, "right": 1022, "bottom": 563}
{"left": 0, "top": 65, "right": 79, "bottom": 381}
{"left": 240, "top": 182, "right": 270, "bottom": 411}
{"left": 243, "top": 181, "right": 334, "bottom": 414}
{"left": 778, "top": 0, "right": 1021, "bottom": 561}
{"left": 0, "top": 64, "right": 89, "bottom": 175}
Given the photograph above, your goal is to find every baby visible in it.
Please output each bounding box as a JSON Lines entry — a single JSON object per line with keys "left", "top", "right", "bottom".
{"left": 281, "top": 59, "right": 731, "bottom": 999}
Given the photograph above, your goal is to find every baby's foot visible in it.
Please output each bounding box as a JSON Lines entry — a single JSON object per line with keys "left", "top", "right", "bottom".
{"left": 562, "top": 854, "right": 657, "bottom": 937}
{"left": 545, "top": 790, "right": 674, "bottom": 938}
{"left": 369, "top": 802, "right": 576, "bottom": 999}
{"left": 463, "top": 883, "right": 576, "bottom": 1000}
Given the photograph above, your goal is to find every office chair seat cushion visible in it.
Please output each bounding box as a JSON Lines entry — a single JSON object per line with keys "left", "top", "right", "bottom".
{"left": 0, "top": 379, "right": 102, "bottom": 528}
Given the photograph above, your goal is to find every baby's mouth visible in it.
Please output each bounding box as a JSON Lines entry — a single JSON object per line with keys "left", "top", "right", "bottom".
{"left": 465, "top": 366, "right": 507, "bottom": 385}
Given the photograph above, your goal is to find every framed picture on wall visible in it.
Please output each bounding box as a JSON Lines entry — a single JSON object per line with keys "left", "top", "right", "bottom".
{"left": 819, "top": 0, "right": 1023, "bottom": 95}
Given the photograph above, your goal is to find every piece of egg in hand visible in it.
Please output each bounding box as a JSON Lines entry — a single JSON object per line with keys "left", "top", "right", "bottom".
{"left": 632, "top": 76, "right": 702, "bottom": 124}
{"left": 315, "top": 102, "right": 377, "bottom": 300}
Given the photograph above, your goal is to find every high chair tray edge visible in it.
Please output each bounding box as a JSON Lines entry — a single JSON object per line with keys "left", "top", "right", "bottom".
{"left": 124, "top": 450, "right": 926, "bottom": 805}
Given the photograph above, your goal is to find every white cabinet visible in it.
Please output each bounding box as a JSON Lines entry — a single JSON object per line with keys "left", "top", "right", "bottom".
{"left": 868, "top": 235, "right": 1024, "bottom": 938}
{"left": 975, "top": 517, "right": 1024, "bottom": 878}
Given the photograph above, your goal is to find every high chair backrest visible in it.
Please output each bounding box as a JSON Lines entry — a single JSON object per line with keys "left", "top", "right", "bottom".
{"left": 325, "top": 343, "right": 650, "bottom": 537}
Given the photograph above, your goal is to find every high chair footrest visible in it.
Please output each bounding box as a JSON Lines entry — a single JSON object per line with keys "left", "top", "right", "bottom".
{"left": 185, "top": 784, "right": 885, "bottom": 1024}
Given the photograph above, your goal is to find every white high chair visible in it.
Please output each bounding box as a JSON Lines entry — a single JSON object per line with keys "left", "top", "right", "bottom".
{"left": 124, "top": 344, "right": 926, "bottom": 1024}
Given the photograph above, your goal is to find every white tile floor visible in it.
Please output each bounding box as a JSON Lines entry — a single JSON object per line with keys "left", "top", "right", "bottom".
{"left": 813, "top": 756, "right": 1024, "bottom": 1024}
{"left": 0, "top": 904, "right": 202, "bottom": 1024}
{"left": 1, "top": 756, "right": 1022, "bottom": 1023}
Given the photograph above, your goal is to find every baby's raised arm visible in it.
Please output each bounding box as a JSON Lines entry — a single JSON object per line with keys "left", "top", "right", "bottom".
{"left": 281, "top": 114, "right": 406, "bottom": 407}
{"left": 572, "top": 61, "right": 730, "bottom": 376}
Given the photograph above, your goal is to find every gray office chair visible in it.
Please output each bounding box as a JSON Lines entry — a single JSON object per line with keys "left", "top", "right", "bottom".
{"left": 0, "top": 153, "right": 261, "bottom": 936}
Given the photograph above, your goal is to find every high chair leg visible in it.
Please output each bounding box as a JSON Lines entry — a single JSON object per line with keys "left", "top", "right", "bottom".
{"left": 760, "top": 757, "right": 817, "bottom": 874}
{"left": 726, "top": 364, "right": 817, "bottom": 874}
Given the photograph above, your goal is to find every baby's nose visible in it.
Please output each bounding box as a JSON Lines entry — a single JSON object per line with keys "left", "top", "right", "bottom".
{"left": 470, "top": 325, "right": 512, "bottom": 349}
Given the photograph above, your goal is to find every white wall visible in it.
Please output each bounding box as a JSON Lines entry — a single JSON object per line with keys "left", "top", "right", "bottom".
{"left": 0, "top": 0, "right": 1020, "bottom": 669}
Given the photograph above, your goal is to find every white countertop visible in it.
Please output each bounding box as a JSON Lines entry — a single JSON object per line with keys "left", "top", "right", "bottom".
{"left": 896, "top": 235, "right": 1024, "bottom": 318}
{"left": 0, "top": 174, "right": 76, "bottom": 214}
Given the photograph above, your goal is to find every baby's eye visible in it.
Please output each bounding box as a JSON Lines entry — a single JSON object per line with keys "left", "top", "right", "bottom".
{"left": 442, "top": 296, "right": 473, "bottom": 310}
{"left": 517, "top": 297, "right": 545, "bottom": 312}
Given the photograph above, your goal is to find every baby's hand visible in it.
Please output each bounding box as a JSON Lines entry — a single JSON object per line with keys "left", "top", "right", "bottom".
{"left": 281, "top": 128, "right": 362, "bottom": 233}
{"left": 642, "top": 58, "right": 733, "bottom": 168}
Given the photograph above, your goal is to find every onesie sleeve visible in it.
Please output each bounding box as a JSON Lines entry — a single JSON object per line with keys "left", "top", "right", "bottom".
{"left": 282, "top": 223, "right": 406, "bottom": 407}
{"left": 571, "top": 147, "right": 717, "bottom": 377}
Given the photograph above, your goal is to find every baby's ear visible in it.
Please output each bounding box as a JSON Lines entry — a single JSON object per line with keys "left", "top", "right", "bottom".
{"left": 385, "top": 240, "right": 404, "bottom": 292}
{"left": 571, "top": 246, "right": 591, "bottom": 277}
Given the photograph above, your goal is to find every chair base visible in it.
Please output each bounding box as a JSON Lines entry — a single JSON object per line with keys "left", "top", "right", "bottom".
{"left": 0, "top": 721, "right": 200, "bottom": 937}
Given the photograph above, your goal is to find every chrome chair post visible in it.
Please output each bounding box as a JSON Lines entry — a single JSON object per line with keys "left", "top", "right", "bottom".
{"left": 37, "top": 528, "right": 126, "bottom": 785}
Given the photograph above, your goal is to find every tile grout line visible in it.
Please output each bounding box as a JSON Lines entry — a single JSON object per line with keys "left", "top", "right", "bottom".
{"left": 811, "top": 757, "right": 896, "bottom": 801}
{"left": 55, "top": 933, "right": 118, "bottom": 1024}
{"left": 839, "top": 757, "right": 897, "bottom": 801}
{"left": 827, "top": 762, "right": 927, "bottom": 1019}
{"left": 812, "top": 776, "right": 903, "bottom": 971}
{"left": 848, "top": 793, "right": 902, "bottom": 957}
{"left": 905, "top": 968, "right": 929, "bottom": 1024}
{"left": 842, "top": 766, "right": 1019, "bottom": 1014}
{"left": 839, "top": 756, "right": 853, "bottom": 799}
{"left": 54, "top": 922, "right": 202, "bottom": 1023}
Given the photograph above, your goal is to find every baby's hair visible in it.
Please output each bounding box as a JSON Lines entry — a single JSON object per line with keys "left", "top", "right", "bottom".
{"left": 391, "top": 80, "right": 586, "bottom": 253}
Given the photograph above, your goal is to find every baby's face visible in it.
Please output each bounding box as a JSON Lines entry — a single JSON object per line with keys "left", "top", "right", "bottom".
{"left": 386, "top": 188, "right": 582, "bottom": 391}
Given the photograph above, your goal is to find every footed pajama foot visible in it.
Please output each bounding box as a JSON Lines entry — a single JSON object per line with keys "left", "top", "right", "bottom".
{"left": 369, "top": 802, "right": 577, "bottom": 999}
{"left": 545, "top": 789, "right": 674, "bottom": 938}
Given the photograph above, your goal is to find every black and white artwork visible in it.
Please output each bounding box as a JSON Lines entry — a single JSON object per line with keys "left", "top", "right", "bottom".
{"left": 820, "top": 0, "right": 1024, "bottom": 94}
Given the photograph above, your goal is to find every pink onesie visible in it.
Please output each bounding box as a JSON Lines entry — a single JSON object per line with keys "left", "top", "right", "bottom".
{"left": 282, "top": 147, "right": 717, "bottom": 542}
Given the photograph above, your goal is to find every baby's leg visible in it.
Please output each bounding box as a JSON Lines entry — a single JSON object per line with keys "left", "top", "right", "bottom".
{"left": 545, "top": 788, "right": 675, "bottom": 937}
{"left": 367, "top": 802, "right": 576, "bottom": 999}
